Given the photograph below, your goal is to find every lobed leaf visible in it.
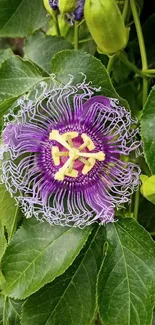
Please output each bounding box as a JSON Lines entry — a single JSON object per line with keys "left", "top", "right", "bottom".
{"left": 21, "top": 226, "right": 105, "bottom": 325}
{"left": 0, "top": 220, "right": 7, "bottom": 262}
{"left": 0, "top": 49, "right": 14, "bottom": 66}
{"left": 0, "top": 0, "right": 47, "bottom": 37}
{"left": 24, "top": 32, "right": 73, "bottom": 73}
{"left": 98, "top": 218, "right": 155, "bottom": 325}
{"left": 0, "top": 56, "right": 49, "bottom": 116}
{"left": 0, "top": 294, "right": 22, "bottom": 325}
{"left": 0, "top": 184, "right": 22, "bottom": 242}
{"left": 2, "top": 217, "right": 91, "bottom": 299}
{"left": 51, "top": 50, "right": 129, "bottom": 108}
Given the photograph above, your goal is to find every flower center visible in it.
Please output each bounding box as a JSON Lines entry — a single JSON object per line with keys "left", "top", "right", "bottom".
{"left": 49, "top": 130, "right": 105, "bottom": 181}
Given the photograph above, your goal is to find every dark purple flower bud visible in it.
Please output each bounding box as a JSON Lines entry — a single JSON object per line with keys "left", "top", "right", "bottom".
{"left": 73, "top": 0, "right": 85, "bottom": 20}
{"left": 0, "top": 78, "right": 141, "bottom": 227}
{"left": 49, "top": 0, "right": 58, "bottom": 10}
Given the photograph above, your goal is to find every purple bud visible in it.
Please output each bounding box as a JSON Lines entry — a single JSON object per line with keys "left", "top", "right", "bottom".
{"left": 73, "top": 0, "right": 85, "bottom": 20}
{"left": 49, "top": 0, "right": 58, "bottom": 10}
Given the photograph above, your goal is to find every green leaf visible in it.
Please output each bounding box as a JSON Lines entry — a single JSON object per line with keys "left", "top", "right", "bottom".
{"left": 141, "top": 86, "right": 155, "bottom": 173}
{"left": 0, "top": 295, "right": 22, "bottom": 325}
{"left": 98, "top": 218, "right": 155, "bottom": 325}
{"left": 24, "top": 32, "right": 73, "bottom": 73}
{"left": 113, "top": 56, "right": 130, "bottom": 84}
{"left": 0, "top": 295, "right": 3, "bottom": 325}
{"left": 0, "top": 184, "right": 22, "bottom": 242}
{"left": 0, "top": 49, "right": 14, "bottom": 66}
{"left": 116, "top": 81, "right": 141, "bottom": 116}
{"left": 21, "top": 226, "right": 105, "bottom": 325}
{"left": 139, "top": 197, "right": 155, "bottom": 234}
{"left": 0, "top": 0, "right": 47, "bottom": 37}
{"left": 2, "top": 217, "right": 91, "bottom": 299}
{"left": 152, "top": 310, "right": 155, "bottom": 325}
{"left": 51, "top": 50, "right": 129, "bottom": 108}
{"left": 0, "top": 220, "right": 7, "bottom": 262}
{"left": 0, "top": 56, "right": 49, "bottom": 115}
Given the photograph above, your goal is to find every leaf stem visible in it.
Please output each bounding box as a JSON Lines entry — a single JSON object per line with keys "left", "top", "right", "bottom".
{"left": 78, "top": 37, "right": 93, "bottom": 44}
{"left": 143, "top": 69, "right": 155, "bottom": 74}
{"left": 74, "top": 21, "right": 79, "bottom": 50}
{"left": 119, "top": 51, "right": 145, "bottom": 77}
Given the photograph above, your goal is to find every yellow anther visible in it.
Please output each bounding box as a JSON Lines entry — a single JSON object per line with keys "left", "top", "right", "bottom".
{"left": 82, "top": 158, "right": 96, "bottom": 175}
{"left": 49, "top": 130, "right": 71, "bottom": 151}
{"left": 52, "top": 146, "right": 60, "bottom": 166}
{"left": 56, "top": 152, "right": 69, "bottom": 157}
{"left": 81, "top": 134, "right": 95, "bottom": 151}
{"left": 78, "top": 151, "right": 105, "bottom": 161}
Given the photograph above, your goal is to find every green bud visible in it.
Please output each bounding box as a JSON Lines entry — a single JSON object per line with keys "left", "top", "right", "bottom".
{"left": 140, "top": 175, "right": 155, "bottom": 204}
{"left": 84, "top": 0, "right": 129, "bottom": 55}
{"left": 59, "top": 0, "right": 77, "bottom": 14}
{"left": 46, "top": 14, "right": 74, "bottom": 42}
{"left": 43, "top": 0, "right": 57, "bottom": 20}
{"left": 58, "top": 14, "right": 73, "bottom": 40}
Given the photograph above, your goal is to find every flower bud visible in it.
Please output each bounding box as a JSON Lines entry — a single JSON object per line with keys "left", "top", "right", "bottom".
{"left": 59, "top": 0, "right": 77, "bottom": 14}
{"left": 43, "top": 0, "right": 58, "bottom": 20}
{"left": 84, "top": 0, "right": 129, "bottom": 55}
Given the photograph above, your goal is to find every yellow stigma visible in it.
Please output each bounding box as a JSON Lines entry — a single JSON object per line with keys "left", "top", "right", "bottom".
{"left": 80, "top": 133, "right": 95, "bottom": 151}
{"left": 50, "top": 130, "right": 105, "bottom": 181}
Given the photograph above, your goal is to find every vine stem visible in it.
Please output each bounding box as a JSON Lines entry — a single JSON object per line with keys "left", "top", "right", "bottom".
{"left": 130, "top": 0, "right": 148, "bottom": 105}
{"left": 130, "top": 0, "right": 148, "bottom": 221}
{"left": 74, "top": 21, "right": 79, "bottom": 50}
{"left": 122, "top": 0, "right": 129, "bottom": 22}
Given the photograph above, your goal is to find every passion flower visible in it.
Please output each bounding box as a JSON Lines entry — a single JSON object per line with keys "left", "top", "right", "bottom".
{"left": 0, "top": 78, "right": 141, "bottom": 227}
